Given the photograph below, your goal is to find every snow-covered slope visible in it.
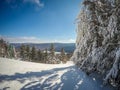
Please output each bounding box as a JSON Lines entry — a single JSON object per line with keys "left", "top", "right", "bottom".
{"left": 0, "top": 58, "right": 73, "bottom": 75}
{"left": 0, "top": 58, "right": 115, "bottom": 90}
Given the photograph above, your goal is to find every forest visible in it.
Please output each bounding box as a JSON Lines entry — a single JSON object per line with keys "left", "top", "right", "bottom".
{"left": 0, "top": 39, "right": 72, "bottom": 64}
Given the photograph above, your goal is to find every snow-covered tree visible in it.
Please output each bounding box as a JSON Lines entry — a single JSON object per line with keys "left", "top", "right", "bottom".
{"left": 50, "top": 43, "right": 55, "bottom": 58}
{"left": 0, "top": 39, "right": 17, "bottom": 58}
{"left": 44, "top": 48, "right": 48, "bottom": 63}
{"left": 37, "top": 49, "right": 43, "bottom": 62}
{"left": 0, "top": 39, "right": 6, "bottom": 57}
{"left": 20, "top": 44, "right": 26, "bottom": 59}
{"left": 47, "top": 43, "right": 60, "bottom": 64}
{"left": 8, "top": 45, "right": 16, "bottom": 58}
{"left": 60, "top": 48, "right": 67, "bottom": 63}
{"left": 71, "top": 0, "right": 120, "bottom": 87}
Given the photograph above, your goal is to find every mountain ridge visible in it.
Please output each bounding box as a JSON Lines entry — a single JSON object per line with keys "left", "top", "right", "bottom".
{"left": 10, "top": 43, "right": 75, "bottom": 53}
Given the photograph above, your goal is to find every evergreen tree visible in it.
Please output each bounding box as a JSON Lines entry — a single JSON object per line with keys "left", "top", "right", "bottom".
{"left": 4, "top": 43, "right": 8, "bottom": 57}
{"left": 60, "top": 48, "right": 67, "bottom": 63}
{"left": 0, "top": 38, "right": 4, "bottom": 44}
{"left": 8, "top": 45, "right": 15, "bottom": 58}
{"left": 30, "top": 46, "right": 36, "bottom": 61}
{"left": 0, "top": 39, "right": 7, "bottom": 57}
{"left": 37, "top": 49, "right": 42, "bottom": 62}
{"left": 0, "top": 39, "right": 16, "bottom": 58}
{"left": 44, "top": 48, "right": 48, "bottom": 63}
{"left": 66, "top": 53, "right": 72, "bottom": 61}
{"left": 50, "top": 43, "right": 55, "bottom": 58}
{"left": 20, "top": 44, "right": 25, "bottom": 59}
{"left": 26, "top": 45, "right": 30, "bottom": 61}
{"left": 71, "top": 0, "right": 120, "bottom": 86}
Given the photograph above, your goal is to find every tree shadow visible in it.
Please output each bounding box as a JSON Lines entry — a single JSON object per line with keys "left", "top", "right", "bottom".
{"left": 21, "top": 81, "right": 42, "bottom": 90}
{"left": 20, "top": 66, "right": 115, "bottom": 90}
{"left": 0, "top": 66, "right": 73, "bottom": 82}
{"left": 2, "top": 87, "right": 10, "bottom": 90}
{"left": 0, "top": 66, "right": 115, "bottom": 90}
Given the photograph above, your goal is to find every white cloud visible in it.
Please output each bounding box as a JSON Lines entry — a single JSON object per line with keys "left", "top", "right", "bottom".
{"left": 0, "top": 36, "right": 42, "bottom": 43}
{"left": 69, "top": 39, "right": 75, "bottom": 43}
{"left": 5, "top": 0, "right": 44, "bottom": 9}
{"left": 0, "top": 36, "right": 75, "bottom": 43}
{"left": 23, "top": 0, "right": 44, "bottom": 7}
{"left": 53, "top": 39, "right": 75, "bottom": 43}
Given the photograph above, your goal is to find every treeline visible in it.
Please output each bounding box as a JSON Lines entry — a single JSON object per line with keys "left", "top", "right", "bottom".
{"left": 19, "top": 43, "right": 72, "bottom": 64}
{"left": 0, "top": 39, "right": 16, "bottom": 58}
{"left": 0, "top": 39, "right": 72, "bottom": 64}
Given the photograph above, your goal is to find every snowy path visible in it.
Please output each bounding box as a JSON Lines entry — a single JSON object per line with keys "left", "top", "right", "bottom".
{"left": 0, "top": 58, "right": 114, "bottom": 90}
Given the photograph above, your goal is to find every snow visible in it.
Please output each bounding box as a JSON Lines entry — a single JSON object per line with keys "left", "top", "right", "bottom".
{"left": 43, "top": 51, "right": 64, "bottom": 55}
{"left": 0, "top": 58, "right": 115, "bottom": 90}
{"left": 72, "top": 0, "right": 120, "bottom": 86}
{"left": 104, "top": 48, "right": 120, "bottom": 84}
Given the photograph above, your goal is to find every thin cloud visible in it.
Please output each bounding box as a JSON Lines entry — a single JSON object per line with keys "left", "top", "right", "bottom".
{"left": 53, "top": 39, "right": 75, "bottom": 43}
{"left": 0, "top": 36, "right": 75, "bottom": 43}
{"left": 5, "top": 0, "right": 44, "bottom": 9}
{"left": 0, "top": 36, "right": 43, "bottom": 43}
{"left": 23, "top": 0, "right": 44, "bottom": 7}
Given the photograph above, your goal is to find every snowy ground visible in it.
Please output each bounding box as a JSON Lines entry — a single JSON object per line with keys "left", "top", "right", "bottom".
{"left": 0, "top": 58, "right": 115, "bottom": 90}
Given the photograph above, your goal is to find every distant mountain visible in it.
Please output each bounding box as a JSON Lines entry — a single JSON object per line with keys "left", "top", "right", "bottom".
{"left": 10, "top": 43, "right": 75, "bottom": 53}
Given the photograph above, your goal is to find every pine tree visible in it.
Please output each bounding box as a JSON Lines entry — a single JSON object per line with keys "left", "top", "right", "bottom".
{"left": 0, "top": 39, "right": 16, "bottom": 58}
{"left": 37, "top": 49, "right": 42, "bottom": 62}
{"left": 26, "top": 45, "right": 30, "bottom": 61}
{"left": 20, "top": 44, "right": 25, "bottom": 59}
{"left": 71, "top": 0, "right": 120, "bottom": 86}
{"left": 50, "top": 43, "right": 55, "bottom": 58}
{"left": 60, "top": 48, "right": 67, "bottom": 63}
{"left": 0, "top": 39, "right": 7, "bottom": 57}
{"left": 4, "top": 43, "right": 8, "bottom": 57}
{"left": 30, "top": 46, "right": 36, "bottom": 61}
{"left": 44, "top": 48, "right": 48, "bottom": 63}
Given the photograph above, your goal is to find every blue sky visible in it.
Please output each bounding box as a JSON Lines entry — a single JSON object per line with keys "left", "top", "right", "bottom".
{"left": 0, "top": 0, "right": 81, "bottom": 43}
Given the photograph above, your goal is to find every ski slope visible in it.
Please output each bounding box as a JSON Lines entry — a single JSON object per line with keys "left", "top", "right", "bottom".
{"left": 0, "top": 58, "right": 114, "bottom": 90}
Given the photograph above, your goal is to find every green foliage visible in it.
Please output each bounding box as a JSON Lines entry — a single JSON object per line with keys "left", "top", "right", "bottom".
{"left": 60, "top": 48, "right": 67, "bottom": 63}
{"left": 26, "top": 45, "right": 30, "bottom": 60}
{"left": 30, "top": 46, "right": 36, "bottom": 61}
{"left": 50, "top": 43, "right": 55, "bottom": 58}
{"left": 37, "top": 49, "right": 42, "bottom": 61}
{"left": 44, "top": 48, "right": 48, "bottom": 62}
{"left": 8, "top": 45, "right": 14, "bottom": 58}
{"left": 20, "top": 44, "right": 25, "bottom": 59}
{"left": 0, "top": 39, "right": 71, "bottom": 64}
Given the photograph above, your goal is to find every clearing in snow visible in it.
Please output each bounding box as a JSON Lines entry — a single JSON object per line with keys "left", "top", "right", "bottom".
{"left": 0, "top": 58, "right": 115, "bottom": 90}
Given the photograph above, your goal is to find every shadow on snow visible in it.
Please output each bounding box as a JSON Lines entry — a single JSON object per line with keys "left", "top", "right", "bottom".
{"left": 0, "top": 66, "right": 115, "bottom": 90}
